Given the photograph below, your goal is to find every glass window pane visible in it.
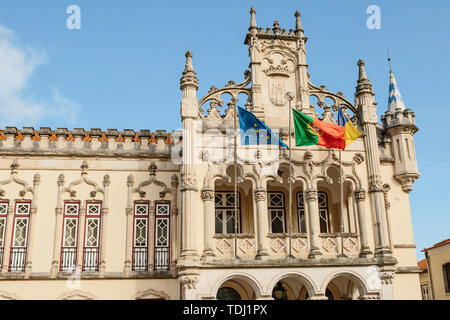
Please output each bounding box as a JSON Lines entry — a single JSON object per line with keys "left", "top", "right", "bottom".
{"left": 215, "top": 210, "right": 223, "bottom": 234}
{"left": 226, "top": 211, "right": 235, "bottom": 234}
{"left": 298, "top": 210, "right": 306, "bottom": 233}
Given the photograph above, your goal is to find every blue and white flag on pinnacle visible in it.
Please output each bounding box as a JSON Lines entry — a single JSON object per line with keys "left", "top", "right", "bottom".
{"left": 388, "top": 71, "right": 406, "bottom": 112}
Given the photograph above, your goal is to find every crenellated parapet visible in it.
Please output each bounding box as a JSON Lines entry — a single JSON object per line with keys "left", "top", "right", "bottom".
{"left": 0, "top": 127, "right": 180, "bottom": 158}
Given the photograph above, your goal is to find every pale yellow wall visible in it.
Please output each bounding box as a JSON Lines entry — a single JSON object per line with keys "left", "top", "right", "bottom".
{"left": 427, "top": 244, "right": 450, "bottom": 300}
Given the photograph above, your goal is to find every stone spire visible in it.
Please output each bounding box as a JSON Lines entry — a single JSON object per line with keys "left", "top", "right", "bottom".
{"left": 387, "top": 70, "right": 406, "bottom": 112}
{"left": 180, "top": 50, "right": 198, "bottom": 90}
{"left": 356, "top": 59, "right": 373, "bottom": 95}
{"left": 295, "top": 10, "right": 304, "bottom": 34}
{"left": 249, "top": 6, "right": 257, "bottom": 35}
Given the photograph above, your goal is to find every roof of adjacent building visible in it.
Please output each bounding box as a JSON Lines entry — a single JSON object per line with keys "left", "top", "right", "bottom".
{"left": 417, "top": 258, "right": 427, "bottom": 271}
{"left": 422, "top": 238, "right": 450, "bottom": 252}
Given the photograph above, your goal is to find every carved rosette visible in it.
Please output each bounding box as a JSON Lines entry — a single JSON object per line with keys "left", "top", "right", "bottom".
{"left": 354, "top": 189, "right": 366, "bottom": 202}
{"left": 254, "top": 189, "right": 267, "bottom": 202}
{"left": 200, "top": 189, "right": 214, "bottom": 202}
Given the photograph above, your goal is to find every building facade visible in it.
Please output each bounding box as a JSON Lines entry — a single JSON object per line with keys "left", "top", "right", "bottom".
{"left": 419, "top": 239, "right": 450, "bottom": 300}
{"left": 0, "top": 8, "right": 422, "bottom": 300}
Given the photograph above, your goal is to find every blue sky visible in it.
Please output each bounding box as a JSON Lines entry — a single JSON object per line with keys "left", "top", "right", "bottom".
{"left": 0, "top": 0, "right": 448, "bottom": 259}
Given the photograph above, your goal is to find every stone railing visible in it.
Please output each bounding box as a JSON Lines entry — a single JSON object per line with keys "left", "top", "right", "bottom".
{"left": 0, "top": 127, "right": 181, "bottom": 157}
{"left": 213, "top": 234, "right": 256, "bottom": 259}
{"left": 320, "top": 233, "right": 360, "bottom": 257}
{"left": 268, "top": 233, "right": 309, "bottom": 259}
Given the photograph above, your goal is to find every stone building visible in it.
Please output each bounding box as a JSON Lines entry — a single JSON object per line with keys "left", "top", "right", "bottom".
{"left": 0, "top": 8, "right": 421, "bottom": 300}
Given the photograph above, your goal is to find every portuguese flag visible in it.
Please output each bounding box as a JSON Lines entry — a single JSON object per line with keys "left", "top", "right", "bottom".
{"left": 292, "top": 109, "right": 346, "bottom": 150}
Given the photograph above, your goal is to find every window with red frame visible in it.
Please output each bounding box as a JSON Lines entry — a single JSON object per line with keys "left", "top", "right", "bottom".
{"left": 9, "top": 202, "right": 31, "bottom": 272}
{"left": 132, "top": 202, "right": 149, "bottom": 271}
{"left": 83, "top": 202, "right": 102, "bottom": 271}
{"left": 0, "top": 201, "right": 9, "bottom": 270}
{"left": 154, "top": 203, "right": 170, "bottom": 270}
{"left": 60, "top": 202, "right": 80, "bottom": 272}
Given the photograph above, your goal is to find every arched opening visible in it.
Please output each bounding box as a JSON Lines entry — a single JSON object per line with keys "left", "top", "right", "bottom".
{"left": 321, "top": 272, "right": 368, "bottom": 300}
{"left": 270, "top": 274, "right": 315, "bottom": 300}
{"left": 215, "top": 275, "right": 261, "bottom": 300}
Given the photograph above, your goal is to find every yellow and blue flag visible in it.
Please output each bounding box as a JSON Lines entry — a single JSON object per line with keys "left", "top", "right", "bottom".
{"left": 337, "top": 109, "right": 361, "bottom": 146}
{"left": 238, "top": 106, "right": 288, "bottom": 149}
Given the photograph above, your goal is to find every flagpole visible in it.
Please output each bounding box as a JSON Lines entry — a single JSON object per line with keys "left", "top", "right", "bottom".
{"left": 338, "top": 137, "right": 347, "bottom": 258}
{"left": 233, "top": 99, "right": 238, "bottom": 260}
{"left": 286, "top": 92, "right": 295, "bottom": 259}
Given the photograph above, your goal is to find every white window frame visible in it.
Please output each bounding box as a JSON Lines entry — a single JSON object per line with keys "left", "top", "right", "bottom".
{"left": 214, "top": 192, "right": 240, "bottom": 235}
{"left": 268, "top": 192, "right": 285, "bottom": 234}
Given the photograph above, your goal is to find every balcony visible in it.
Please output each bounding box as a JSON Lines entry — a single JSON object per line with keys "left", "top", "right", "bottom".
{"left": 9, "top": 247, "right": 26, "bottom": 272}
{"left": 60, "top": 247, "right": 77, "bottom": 272}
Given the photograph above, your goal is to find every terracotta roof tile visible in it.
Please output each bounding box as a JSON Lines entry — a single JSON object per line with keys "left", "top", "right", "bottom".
{"left": 115, "top": 134, "right": 125, "bottom": 143}
{"left": 165, "top": 133, "right": 174, "bottom": 145}
{"left": 82, "top": 133, "right": 91, "bottom": 142}
{"left": 0, "top": 131, "right": 5, "bottom": 141}
{"left": 133, "top": 132, "right": 141, "bottom": 143}
{"left": 99, "top": 132, "right": 108, "bottom": 142}
{"left": 66, "top": 132, "right": 75, "bottom": 141}
{"left": 422, "top": 238, "right": 450, "bottom": 252}
{"left": 417, "top": 258, "right": 427, "bottom": 271}
{"left": 16, "top": 130, "right": 24, "bottom": 141}
{"left": 149, "top": 133, "right": 157, "bottom": 144}
{"left": 48, "top": 131, "right": 58, "bottom": 141}
{"left": 32, "top": 131, "right": 40, "bottom": 141}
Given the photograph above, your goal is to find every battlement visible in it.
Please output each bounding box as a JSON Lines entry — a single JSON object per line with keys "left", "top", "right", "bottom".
{"left": 0, "top": 127, "right": 181, "bottom": 158}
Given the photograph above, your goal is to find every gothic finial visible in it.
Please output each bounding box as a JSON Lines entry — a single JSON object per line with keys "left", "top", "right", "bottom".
{"left": 81, "top": 160, "right": 88, "bottom": 174}
{"left": 149, "top": 162, "right": 157, "bottom": 176}
{"left": 295, "top": 10, "right": 303, "bottom": 32}
{"left": 249, "top": 6, "right": 257, "bottom": 34}
{"left": 180, "top": 50, "right": 198, "bottom": 90}
{"left": 272, "top": 20, "right": 281, "bottom": 35}
{"left": 358, "top": 59, "right": 368, "bottom": 81}
{"left": 10, "top": 159, "right": 19, "bottom": 174}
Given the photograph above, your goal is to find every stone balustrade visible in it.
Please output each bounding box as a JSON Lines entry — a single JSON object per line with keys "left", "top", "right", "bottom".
{"left": 0, "top": 127, "right": 181, "bottom": 157}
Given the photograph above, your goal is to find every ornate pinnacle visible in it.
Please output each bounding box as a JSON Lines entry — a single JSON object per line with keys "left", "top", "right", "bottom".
{"left": 249, "top": 6, "right": 257, "bottom": 34}
{"left": 272, "top": 20, "right": 281, "bottom": 35}
{"left": 295, "top": 10, "right": 303, "bottom": 32}
{"left": 356, "top": 59, "right": 373, "bottom": 94}
{"left": 81, "top": 160, "right": 88, "bottom": 174}
{"left": 180, "top": 50, "right": 198, "bottom": 90}
{"left": 358, "top": 59, "right": 368, "bottom": 81}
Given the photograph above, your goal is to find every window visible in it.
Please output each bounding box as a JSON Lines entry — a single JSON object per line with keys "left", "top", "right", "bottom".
{"left": 421, "top": 285, "right": 430, "bottom": 300}
{"left": 318, "top": 192, "right": 330, "bottom": 233}
{"left": 83, "top": 202, "right": 101, "bottom": 271}
{"left": 444, "top": 263, "right": 450, "bottom": 293}
{"left": 0, "top": 202, "right": 8, "bottom": 269}
{"left": 154, "top": 203, "right": 170, "bottom": 270}
{"left": 60, "top": 202, "right": 80, "bottom": 272}
{"left": 133, "top": 203, "right": 149, "bottom": 271}
{"left": 217, "top": 287, "right": 242, "bottom": 300}
{"left": 215, "top": 192, "right": 240, "bottom": 234}
{"left": 296, "top": 193, "right": 306, "bottom": 234}
{"left": 268, "top": 192, "right": 285, "bottom": 233}
{"left": 9, "top": 202, "right": 31, "bottom": 272}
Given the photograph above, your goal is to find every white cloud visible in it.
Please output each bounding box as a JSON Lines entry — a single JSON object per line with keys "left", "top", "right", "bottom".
{"left": 0, "top": 23, "right": 81, "bottom": 126}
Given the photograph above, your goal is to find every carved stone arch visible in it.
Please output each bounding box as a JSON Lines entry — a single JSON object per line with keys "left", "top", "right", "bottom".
{"left": 319, "top": 270, "right": 370, "bottom": 297}
{"left": 0, "top": 290, "right": 20, "bottom": 300}
{"left": 344, "top": 175, "right": 360, "bottom": 191}
{"left": 57, "top": 289, "right": 97, "bottom": 300}
{"left": 267, "top": 271, "right": 317, "bottom": 298}
{"left": 60, "top": 161, "right": 107, "bottom": 202}
{"left": 132, "top": 288, "right": 171, "bottom": 300}
{"left": 0, "top": 159, "right": 39, "bottom": 200}
{"left": 213, "top": 272, "right": 263, "bottom": 299}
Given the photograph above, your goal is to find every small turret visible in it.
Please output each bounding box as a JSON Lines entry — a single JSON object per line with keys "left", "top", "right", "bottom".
{"left": 249, "top": 6, "right": 258, "bottom": 35}
{"left": 383, "top": 70, "right": 419, "bottom": 193}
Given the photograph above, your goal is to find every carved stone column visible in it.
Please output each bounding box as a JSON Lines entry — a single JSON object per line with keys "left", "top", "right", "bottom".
{"left": 305, "top": 190, "right": 322, "bottom": 258}
{"left": 254, "top": 189, "right": 269, "bottom": 260}
{"left": 201, "top": 189, "right": 215, "bottom": 261}
{"left": 354, "top": 189, "right": 372, "bottom": 258}
{"left": 99, "top": 175, "right": 110, "bottom": 277}
{"left": 76, "top": 205, "right": 86, "bottom": 272}
{"left": 123, "top": 175, "right": 134, "bottom": 276}
{"left": 179, "top": 270, "right": 200, "bottom": 300}
{"left": 51, "top": 174, "right": 65, "bottom": 277}
{"left": 355, "top": 60, "right": 391, "bottom": 257}
{"left": 24, "top": 174, "right": 40, "bottom": 277}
